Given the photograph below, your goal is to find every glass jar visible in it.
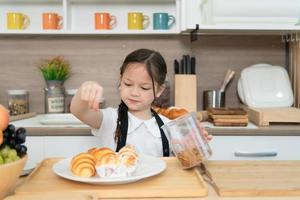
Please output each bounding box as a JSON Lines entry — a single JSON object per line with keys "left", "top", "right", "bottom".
{"left": 44, "top": 80, "right": 65, "bottom": 113}
{"left": 7, "top": 90, "right": 29, "bottom": 116}
{"left": 65, "top": 89, "right": 77, "bottom": 113}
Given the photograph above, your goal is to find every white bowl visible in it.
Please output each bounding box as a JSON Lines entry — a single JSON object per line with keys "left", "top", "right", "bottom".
{"left": 0, "top": 155, "right": 27, "bottom": 199}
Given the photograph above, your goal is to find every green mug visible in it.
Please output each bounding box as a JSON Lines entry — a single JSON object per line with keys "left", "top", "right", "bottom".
{"left": 153, "top": 13, "right": 175, "bottom": 30}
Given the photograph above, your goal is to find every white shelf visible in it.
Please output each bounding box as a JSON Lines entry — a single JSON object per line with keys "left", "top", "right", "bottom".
{"left": 0, "top": 30, "right": 179, "bottom": 35}
{"left": 186, "top": 23, "right": 300, "bottom": 35}
{"left": 0, "top": 0, "right": 180, "bottom": 35}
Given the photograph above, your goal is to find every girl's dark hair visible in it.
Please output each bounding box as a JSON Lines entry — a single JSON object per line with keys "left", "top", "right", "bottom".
{"left": 114, "top": 49, "right": 167, "bottom": 143}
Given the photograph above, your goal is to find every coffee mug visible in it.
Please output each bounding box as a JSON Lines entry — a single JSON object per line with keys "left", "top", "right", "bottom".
{"left": 42, "top": 13, "right": 63, "bottom": 30}
{"left": 95, "top": 12, "right": 117, "bottom": 30}
{"left": 128, "top": 12, "right": 149, "bottom": 30}
{"left": 7, "top": 12, "right": 30, "bottom": 30}
{"left": 153, "top": 13, "right": 175, "bottom": 30}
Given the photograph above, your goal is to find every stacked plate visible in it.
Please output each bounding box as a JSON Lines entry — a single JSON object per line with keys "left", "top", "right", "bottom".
{"left": 237, "top": 63, "right": 294, "bottom": 108}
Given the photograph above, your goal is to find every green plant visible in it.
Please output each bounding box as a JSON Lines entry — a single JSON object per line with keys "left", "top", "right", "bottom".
{"left": 39, "top": 56, "right": 71, "bottom": 81}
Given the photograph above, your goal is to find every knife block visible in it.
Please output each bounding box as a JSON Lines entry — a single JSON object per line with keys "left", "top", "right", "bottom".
{"left": 174, "top": 74, "right": 197, "bottom": 112}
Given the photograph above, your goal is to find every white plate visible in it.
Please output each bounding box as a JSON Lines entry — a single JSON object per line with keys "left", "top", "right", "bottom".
{"left": 39, "top": 114, "right": 84, "bottom": 125}
{"left": 238, "top": 63, "right": 294, "bottom": 107}
{"left": 52, "top": 155, "right": 166, "bottom": 185}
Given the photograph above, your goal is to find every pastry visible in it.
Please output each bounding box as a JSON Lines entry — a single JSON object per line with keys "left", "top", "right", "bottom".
{"left": 118, "top": 145, "right": 138, "bottom": 174}
{"left": 88, "top": 147, "right": 118, "bottom": 166}
{"left": 96, "top": 145, "right": 139, "bottom": 177}
{"left": 70, "top": 153, "right": 96, "bottom": 177}
{"left": 70, "top": 145, "right": 139, "bottom": 178}
{"left": 153, "top": 106, "right": 189, "bottom": 119}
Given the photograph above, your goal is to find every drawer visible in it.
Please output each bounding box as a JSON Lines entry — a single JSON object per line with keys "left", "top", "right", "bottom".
{"left": 209, "top": 136, "right": 300, "bottom": 160}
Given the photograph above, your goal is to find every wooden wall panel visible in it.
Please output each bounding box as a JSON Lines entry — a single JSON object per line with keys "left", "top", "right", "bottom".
{"left": 0, "top": 35, "right": 284, "bottom": 113}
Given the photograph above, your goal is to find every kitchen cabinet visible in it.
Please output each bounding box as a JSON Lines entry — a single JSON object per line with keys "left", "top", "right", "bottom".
{"left": 25, "top": 135, "right": 102, "bottom": 166}
{"left": 181, "top": 0, "right": 300, "bottom": 35}
{"left": 25, "top": 136, "right": 44, "bottom": 167}
{"left": 209, "top": 136, "right": 300, "bottom": 160}
{"left": 0, "top": 0, "right": 180, "bottom": 35}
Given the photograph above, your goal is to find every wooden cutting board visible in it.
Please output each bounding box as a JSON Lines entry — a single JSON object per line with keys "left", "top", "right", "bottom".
{"left": 204, "top": 160, "right": 300, "bottom": 197}
{"left": 15, "top": 158, "right": 207, "bottom": 199}
{"left": 244, "top": 107, "right": 300, "bottom": 126}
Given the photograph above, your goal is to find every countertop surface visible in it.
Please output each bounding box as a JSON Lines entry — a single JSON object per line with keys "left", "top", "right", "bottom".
{"left": 5, "top": 159, "right": 300, "bottom": 200}
{"left": 11, "top": 114, "right": 300, "bottom": 136}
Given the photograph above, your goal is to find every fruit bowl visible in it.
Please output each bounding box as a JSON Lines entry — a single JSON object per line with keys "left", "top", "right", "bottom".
{"left": 0, "top": 154, "right": 27, "bottom": 199}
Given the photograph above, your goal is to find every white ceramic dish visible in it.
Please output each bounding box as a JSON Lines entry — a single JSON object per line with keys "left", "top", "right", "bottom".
{"left": 39, "top": 114, "right": 83, "bottom": 125}
{"left": 237, "top": 63, "right": 294, "bottom": 107}
{"left": 52, "top": 155, "right": 166, "bottom": 185}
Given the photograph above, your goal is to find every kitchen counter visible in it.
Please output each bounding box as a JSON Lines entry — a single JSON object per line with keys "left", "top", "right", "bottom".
{"left": 11, "top": 114, "right": 300, "bottom": 136}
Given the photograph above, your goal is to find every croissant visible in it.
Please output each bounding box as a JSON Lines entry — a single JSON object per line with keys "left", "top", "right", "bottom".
{"left": 70, "top": 153, "right": 96, "bottom": 177}
{"left": 88, "top": 147, "right": 119, "bottom": 166}
{"left": 153, "top": 106, "right": 189, "bottom": 119}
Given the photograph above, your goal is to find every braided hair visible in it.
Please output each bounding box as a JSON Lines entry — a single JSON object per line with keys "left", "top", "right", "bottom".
{"left": 114, "top": 49, "right": 167, "bottom": 144}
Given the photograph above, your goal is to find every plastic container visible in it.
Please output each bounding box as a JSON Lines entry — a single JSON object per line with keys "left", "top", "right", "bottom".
{"left": 162, "top": 113, "right": 212, "bottom": 169}
{"left": 7, "top": 90, "right": 29, "bottom": 116}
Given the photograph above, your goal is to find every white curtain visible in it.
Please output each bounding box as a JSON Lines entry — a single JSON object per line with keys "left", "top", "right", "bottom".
{"left": 289, "top": 33, "right": 300, "bottom": 108}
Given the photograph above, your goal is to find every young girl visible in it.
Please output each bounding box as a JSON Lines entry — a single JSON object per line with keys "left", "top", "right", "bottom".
{"left": 71, "top": 48, "right": 211, "bottom": 157}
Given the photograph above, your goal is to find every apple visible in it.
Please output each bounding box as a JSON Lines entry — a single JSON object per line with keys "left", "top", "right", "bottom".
{"left": 0, "top": 104, "right": 9, "bottom": 131}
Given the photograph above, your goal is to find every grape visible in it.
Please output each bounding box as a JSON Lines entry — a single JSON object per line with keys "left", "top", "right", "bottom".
{"left": 7, "top": 149, "right": 18, "bottom": 160}
{"left": 3, "top": 130, "right": 10, "bottom": 138}
{"left": 9, "top": 139, "right": 16, "bottom": 148}
{"left": 15, "top": 144, "right": 22, "bottom": 152}
{"left": 11, "top": 132, "right": 16, "bottom": 139}
{"left": 19, "top": 145, "right": 27, "bottom": 157}
{"left": 16, "top": 131, "right": 26, "bottom": 144}
{"left": 6, "top": 124, "right": 15, "bottom": 134}
{"left": 0, "top": 145, "right": 10, "bottom": 158}
{"left": 2, "top": 137, "right": 9, "bottom": 146}
{"left": 16, "top": 127, "right": 26, "bottom": 135}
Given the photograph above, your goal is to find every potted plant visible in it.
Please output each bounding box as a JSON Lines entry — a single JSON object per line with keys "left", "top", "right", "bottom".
{"left": 38, "top": 56, "right": 71, "bottom": 113}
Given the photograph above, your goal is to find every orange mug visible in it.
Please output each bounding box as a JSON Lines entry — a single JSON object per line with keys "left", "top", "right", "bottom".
{"left": 42, "top": 13, "right": 62, "bottom": 30}
{"left": 95, "top": 12, "right": 117, "bottom": 30}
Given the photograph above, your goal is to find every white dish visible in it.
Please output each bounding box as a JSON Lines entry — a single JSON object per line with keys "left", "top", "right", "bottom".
{"left": 39, "top": 114, "right": 83, "bottom": 125}
{"left": 237, "top": 63, "right": 294, "bottom": 107}
{"left": 52, "top": 155, "right": 166, "bottom": 185}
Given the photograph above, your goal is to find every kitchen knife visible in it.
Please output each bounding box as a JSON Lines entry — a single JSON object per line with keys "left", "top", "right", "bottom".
{"left": 191, "top": 57, "right": 196, "bottom": 74}
{"left": 182, "top": 55, "right": 187, "bottom": 74}
{"left": 179, "top": 59, "right": 184, "bottom": 74}
{"left": 186, "top": 55, "right": 191, "bottom": 74}
{"left": 174, "top": 59, "right": 179, "bottom": 74}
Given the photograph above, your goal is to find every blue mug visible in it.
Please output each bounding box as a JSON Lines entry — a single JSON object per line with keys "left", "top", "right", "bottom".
{"left": 153, "top": 13, "right": 175, "bottom": 30}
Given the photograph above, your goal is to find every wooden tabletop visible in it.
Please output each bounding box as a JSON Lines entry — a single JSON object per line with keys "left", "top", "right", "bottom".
{"left": 4, "top": 159, "right": 300, "bottom": 200}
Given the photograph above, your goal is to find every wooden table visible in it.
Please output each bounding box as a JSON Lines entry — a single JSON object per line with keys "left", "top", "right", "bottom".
{"left": 4, "top": 159, "right": 300, "bottom": 200}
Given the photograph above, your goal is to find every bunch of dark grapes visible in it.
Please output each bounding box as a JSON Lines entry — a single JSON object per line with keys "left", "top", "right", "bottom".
{"left": 1, "top": 124, "right": 27, "bottom": 157}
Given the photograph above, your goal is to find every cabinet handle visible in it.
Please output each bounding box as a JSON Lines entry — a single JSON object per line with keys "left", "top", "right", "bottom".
{"left": 234, "top": 151, "right": 277, "bottom": 157}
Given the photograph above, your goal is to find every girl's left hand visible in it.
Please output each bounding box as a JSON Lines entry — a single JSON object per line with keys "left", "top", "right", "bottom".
{"left": 196, "top": 120, "right": 213, "bottom": 142}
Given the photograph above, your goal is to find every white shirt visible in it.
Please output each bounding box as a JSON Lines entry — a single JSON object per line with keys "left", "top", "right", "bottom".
{"left": 91, "top": 107, "right": 171, "bottom": 157}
